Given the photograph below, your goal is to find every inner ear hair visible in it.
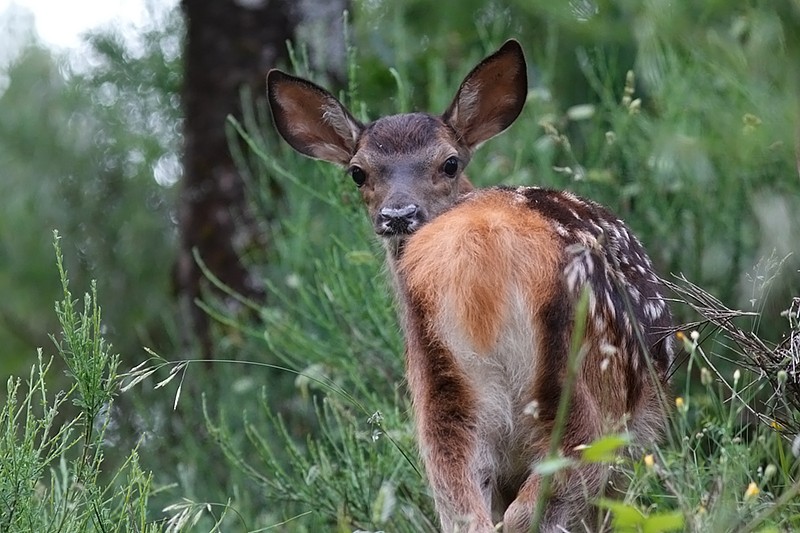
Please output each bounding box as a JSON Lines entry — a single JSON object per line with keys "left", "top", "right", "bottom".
{"left": 443, "top": 40, "right": 528, "bottom": 151}
{"left": 267, "top": 69, "right": 362, "bottom": 165}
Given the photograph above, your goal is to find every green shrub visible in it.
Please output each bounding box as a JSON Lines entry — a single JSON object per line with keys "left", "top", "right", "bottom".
{"left": 0, "top": 233, "right": 157, "bottom": 532}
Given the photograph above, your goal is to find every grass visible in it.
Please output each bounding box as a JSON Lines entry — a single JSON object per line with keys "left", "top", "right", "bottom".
{"left": 3, "top": 236, "right": 798, "bottom": 531}
{"left": 0, "top": 233, "right": 156, "bottom": 532}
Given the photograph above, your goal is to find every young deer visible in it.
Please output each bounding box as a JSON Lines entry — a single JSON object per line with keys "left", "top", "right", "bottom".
{"left": 267, "top": 40, "right": 673, "bottom": 532}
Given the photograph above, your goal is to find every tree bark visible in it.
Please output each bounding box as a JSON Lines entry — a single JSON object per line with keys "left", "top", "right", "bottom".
{"left": 176, "top": 0, "right": 295, "bottom": 354}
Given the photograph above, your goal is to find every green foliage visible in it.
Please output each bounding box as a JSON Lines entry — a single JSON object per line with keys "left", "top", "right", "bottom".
{"left": 344, "top": 0, "right": 800, "bottom": 325}
{"left": 2, "top": 1, "right": 800, "bottom": 531}
{"left": 0, "top": 234, "right": 157, "bottom": 532}
{"left": 0, "top": 8, "right": 182, "bottom": 378}
{"left": 622, "top": 322, "right": 800, "bottom": 532}
{"left": 581, "top": 433, "right": 632, "bottom": 463}
{"left": 205, "top": 394, "right": 433, "bottom": 531}
{"left": 598, "top": 499, "right": 684, "bottom": 533}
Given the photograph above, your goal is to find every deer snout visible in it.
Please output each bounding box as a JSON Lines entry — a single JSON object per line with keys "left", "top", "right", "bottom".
{"left": 376, "top": 204, "right": 423, "bottom": 236}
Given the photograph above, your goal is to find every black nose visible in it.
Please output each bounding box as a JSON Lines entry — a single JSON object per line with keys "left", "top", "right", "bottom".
{"left": 378, "top": 204, "right": 420, "bottom": 234}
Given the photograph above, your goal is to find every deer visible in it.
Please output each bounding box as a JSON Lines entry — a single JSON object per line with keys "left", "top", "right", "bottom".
{"left": 266, "top": 40, "right": 674, "bottom": 532}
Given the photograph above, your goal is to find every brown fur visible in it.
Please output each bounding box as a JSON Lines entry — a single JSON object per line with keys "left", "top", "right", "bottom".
{"left": 267, "top": 40, "right": 672, "bottom": 532}
{"left": 400, "top": 190, "right": 560, "bottom": 355}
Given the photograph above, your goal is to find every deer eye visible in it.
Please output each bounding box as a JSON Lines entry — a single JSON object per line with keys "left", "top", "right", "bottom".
{"left": 442, "top": 156, "right": 459, "bottom": 178}
{"left": 349, "top": 166, "right": 366, "bottom": 187}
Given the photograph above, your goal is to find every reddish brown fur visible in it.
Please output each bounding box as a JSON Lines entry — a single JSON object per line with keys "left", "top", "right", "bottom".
{"left": 267, "top": 40, "right": 672, "bottom": 532}
{"left": 400, "top": 190, "right": 560, "bottom": 355}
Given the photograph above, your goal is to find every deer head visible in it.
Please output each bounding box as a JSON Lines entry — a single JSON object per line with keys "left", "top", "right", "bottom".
{"left": 267, "top": 40, "right": 527, "bottom": 257}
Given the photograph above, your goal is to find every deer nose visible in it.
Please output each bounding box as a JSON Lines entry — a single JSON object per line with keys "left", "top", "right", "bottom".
{"left": 378, "top": 204, "right": 420, "bottom": 234}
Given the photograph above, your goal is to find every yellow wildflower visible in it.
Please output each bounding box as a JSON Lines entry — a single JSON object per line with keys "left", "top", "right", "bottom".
{"left": 744, "top": 482, "right": 760, "bottom": 501}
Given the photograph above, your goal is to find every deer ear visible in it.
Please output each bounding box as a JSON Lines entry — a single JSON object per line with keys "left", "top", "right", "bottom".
{"left": 267, "top": 70, "right": 363, "bottom": 165}
{"left": 442, "top": 40, "right": 528, "bottom": 151}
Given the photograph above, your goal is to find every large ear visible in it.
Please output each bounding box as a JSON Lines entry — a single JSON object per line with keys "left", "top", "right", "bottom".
{"left": 442, "top": 40, "right": 528, "bottom": 151}
{"left": 267, "top": 70, "right": 363, "bottom": 165}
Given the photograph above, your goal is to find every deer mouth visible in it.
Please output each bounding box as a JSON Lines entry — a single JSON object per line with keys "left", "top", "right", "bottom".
{"left": 375, "top": 203, "right": 425, "bottom": 238}
{"left": 380, "top": 232, "right": 410, "bottom": 259}
{"left": 376, "top": 225, "right": 415, "bottom": 262}
{"left": 376, "top": 217, "right": 422, "bottom": 260}
{"left": 376, "top": 218, "right": 419, "bottom": 237}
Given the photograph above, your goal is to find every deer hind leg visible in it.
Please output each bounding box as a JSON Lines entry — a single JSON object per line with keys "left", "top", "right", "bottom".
{"left": 545, "top": 462, "right": 608, "bottom": 532}
{"left": 427, "top": 454, "right": 497, "bottom": 532}
{"left": 502, "top": 471, "right": 540, "bottom": 532}
{"left": 503, "top": 386, "right": 611, "bottom": 532}
{"left": 501, "top": 462, "right": 608, "bottom": 533}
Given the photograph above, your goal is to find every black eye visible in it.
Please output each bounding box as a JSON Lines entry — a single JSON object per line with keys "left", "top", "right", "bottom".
{"left": 442, "top": 156, "right": 459, "bottom": 177}
{"left": 349, "top": 166, "right": 366, "bottom": 187}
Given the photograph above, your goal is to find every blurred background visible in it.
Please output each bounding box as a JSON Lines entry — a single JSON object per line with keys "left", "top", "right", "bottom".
{"left": 1, "top": 0, "right": 799, "bottom": 529}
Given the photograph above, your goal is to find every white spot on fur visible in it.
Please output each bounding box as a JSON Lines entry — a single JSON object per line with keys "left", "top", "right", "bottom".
{"left": 666, "top": 335, "right": 676, "bottom": 364}
{"left": 644, "top": 301, "right": 661, "bottom": 321}
{"left": 564, "top": 247, "right": 590, "bottom": 292}
{"left": 593, "top": 311, "right": 605, "bottom": 333}
{"left": 523, "top": 400, "right": 540, "bottom": 419}
{"left": 600, "top": 342, "right": 618, "bottom": 356}
{"left": 561, "top": 191, "right": 581, "bottom": 204}
{"left": 553, "top": 222, "right": 570, "bottom": 237}
{"left": 578, "top": 256, "right": 593, "bottom": 280}
{"left": 628, "top": 285, "right": 641, "bottom": 303}
{"left": 604, "top": 291, "right": 616, "bottom": 319}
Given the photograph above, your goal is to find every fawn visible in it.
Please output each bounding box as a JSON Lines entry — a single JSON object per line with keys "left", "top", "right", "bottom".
{"left": 267, "top": 40, "right": 673, "bottom": 532}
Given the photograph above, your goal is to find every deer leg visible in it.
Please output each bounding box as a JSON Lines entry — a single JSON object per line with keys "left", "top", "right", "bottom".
{"left": 414, "top": 395, "right": 497, "bottom": 532}
{"left": 413, "top": 374, "right": 495, "bottom": 532}
{"left": 502, "top": 471, "right": 540, "bottom": 532}
{"left": 423, "top": 449, "right": 495, "bottom": 533}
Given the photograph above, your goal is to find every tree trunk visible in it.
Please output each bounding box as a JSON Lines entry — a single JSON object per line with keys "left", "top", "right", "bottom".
{"left": 176, "top": 0, "right": 295, "bottom": 354}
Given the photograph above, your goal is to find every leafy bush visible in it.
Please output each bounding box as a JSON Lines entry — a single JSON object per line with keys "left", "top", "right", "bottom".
{"left": 1, "top": 233, "right": 156, "bottom": 532}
